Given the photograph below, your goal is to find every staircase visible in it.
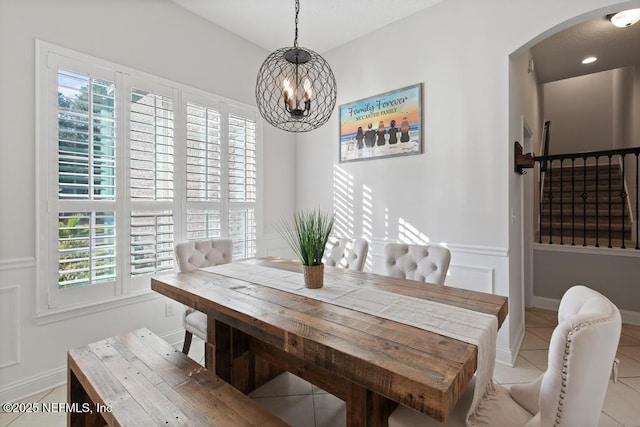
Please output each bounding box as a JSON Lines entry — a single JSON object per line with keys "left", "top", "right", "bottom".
{"left": 539, "top": 163, "right": 633, "bottom": 246}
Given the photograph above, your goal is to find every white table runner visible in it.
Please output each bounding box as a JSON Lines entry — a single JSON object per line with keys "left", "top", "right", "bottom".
{"left": 204, "top": 263, "right": 498, "bottom": 426}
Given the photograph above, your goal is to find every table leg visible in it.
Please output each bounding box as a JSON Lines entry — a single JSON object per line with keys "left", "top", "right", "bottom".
{"left": 205, "top": 316, "right": 216, "bottom": 371}
{"left": 214, "top": 320, "right": 232, "bottom": 382}
{"left": 67, "top": 366, "right": 103, "bottom": 427}
{"left": 230, "top": 326, "right": 253, "bottom": 392}
{"left": 346, "top": 383, "right": 396, "bottom": 427}
{"left": 207, "top": 316, "right": 260, "bottom": 393}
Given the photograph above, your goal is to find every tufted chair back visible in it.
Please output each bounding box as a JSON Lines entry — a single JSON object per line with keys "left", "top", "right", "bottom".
{"left": 388, "top": 285, "right": 621, "bottom": 427}
{"left": 174, "top": 239, "right": 233, "bottom": 355}
{"left": 174, "top": 239, "right": 233, "bottom": 273}
{"left": 383, "top": 243, "right": 450, "bottom": 285}
{"left": 324, "top": 237, "right": 368, "bottom": 271}
{"left": 522, "top": 285, "right": 621, "bottom": 427}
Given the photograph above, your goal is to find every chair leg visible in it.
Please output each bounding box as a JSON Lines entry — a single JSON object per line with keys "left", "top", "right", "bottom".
{"left": 182, "top": 331, "right": 193, "bottom": 355}
{"left": 612, "top": 358, "right": 620, "bottom": 383}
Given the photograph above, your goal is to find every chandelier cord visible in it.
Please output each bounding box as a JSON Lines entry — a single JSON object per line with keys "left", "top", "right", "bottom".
{"left": 294, "top": 0, "right": 299, "bottom": 48}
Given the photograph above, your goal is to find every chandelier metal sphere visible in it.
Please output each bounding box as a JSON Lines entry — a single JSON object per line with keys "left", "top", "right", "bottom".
{"left": 255, "top": 0, "right": 337, "bottom": 132}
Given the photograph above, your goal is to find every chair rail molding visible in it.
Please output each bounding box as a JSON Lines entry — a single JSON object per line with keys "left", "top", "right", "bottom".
{"left": 534, "top": 243, "right": 640, "bottom": 258}
{"left": 0, "top": 256, "right": 35, "bottom": 271}
{"left": 533, "top": 295, "right": 640, "bottom": 326}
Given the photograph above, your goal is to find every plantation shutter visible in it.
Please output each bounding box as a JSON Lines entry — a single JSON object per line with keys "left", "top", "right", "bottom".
{"left": 57, "top": 69, "right": 117, "bottom": 289}
{"left": 227, "top": 113, "right": 257, "bottom": 259}
{"left": 39, "top": 43, "right": 262, "bottom": 312}
{"left": 185, "top": 101, "right": 222, "bottom": 240}
{"left": 129, "top": 88, "right": 175, "bottom": 276}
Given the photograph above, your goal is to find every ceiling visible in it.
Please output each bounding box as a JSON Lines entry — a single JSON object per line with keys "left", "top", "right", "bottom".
{"left": 171, "top": 1, "right": 640, "bottom": 84}
{"left": 171, "top": 0, "right": 443, "bottom": 53}
{"left": 531, "top": 12, "right": 640, "bottom": 83}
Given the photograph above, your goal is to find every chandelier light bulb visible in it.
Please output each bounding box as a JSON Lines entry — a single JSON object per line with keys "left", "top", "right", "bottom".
{"left": 303, "top": 79, "right": 312, "bottom": 100}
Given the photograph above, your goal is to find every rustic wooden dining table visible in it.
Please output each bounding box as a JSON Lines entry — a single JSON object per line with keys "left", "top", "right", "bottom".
{"left": 151, "top": 257, "right": 508, "bottom": 427}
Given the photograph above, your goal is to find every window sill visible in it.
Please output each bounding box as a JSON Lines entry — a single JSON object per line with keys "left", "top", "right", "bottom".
{"left": 34, "top": 290, "right": 162, "bottom": 325}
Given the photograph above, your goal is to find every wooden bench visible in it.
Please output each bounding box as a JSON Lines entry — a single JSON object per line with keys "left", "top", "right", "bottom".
{"left": 67, "top": 328, "right": 289, "bottom": 427}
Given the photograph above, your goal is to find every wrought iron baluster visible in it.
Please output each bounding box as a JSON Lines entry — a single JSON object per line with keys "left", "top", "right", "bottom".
{"left": 531, "top": 147, "right": 640, "bottom": 249}
{"left": 595, "top": 157, "right": 599, "bottom": 248}
{"left": 608, "top": 155, "right": 613, "bottom": 248}
{"left": 621, "top": 154, "right": 627, "bottom": 249}
{"left": 571, "top": 158, "right": 575, "bottom": 246}
{"left": 636, "top": 153, "right": 640, "bottom": 249}
{"left": 559, "top": 159, "right": 564, "bottom": 245}
{"left": 582, "top": 157, "right": 588, "bottom": 246}
{"left": 549, "top": 162, "right": 553, "bottom": 244}
{"left": 538, "top": 161, "right": 543, "bottom": 244}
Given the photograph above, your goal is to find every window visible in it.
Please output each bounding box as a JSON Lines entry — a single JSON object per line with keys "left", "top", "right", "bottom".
{"left": 37, "top": 42, "right": 261, "bottom": 312}
{"left": 56, "top": 70, "right": 117, "bottom": 290}
{"left": 185, "top": 101, "right": 222, "bottom": 242}
{"left": 129, "top": 88, "right": 175, "bottom": 280}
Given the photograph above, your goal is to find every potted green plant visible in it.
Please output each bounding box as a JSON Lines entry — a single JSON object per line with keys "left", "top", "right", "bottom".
{"left": 279, "top": 208, "right": 334, "bottom": 288}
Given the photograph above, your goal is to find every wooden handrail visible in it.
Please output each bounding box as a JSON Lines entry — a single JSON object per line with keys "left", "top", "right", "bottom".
{"left": 515, "top": 144, "right": 640, "bottom": 174}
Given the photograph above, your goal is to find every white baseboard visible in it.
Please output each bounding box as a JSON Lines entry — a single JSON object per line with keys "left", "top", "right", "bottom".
{"left": 0, "top": 328, "right": 186, "bottom": 403}
{"left": 533, "top": 296, "right": 640, "bottom": 325}
{"left": 496, "top": 321, "right": 524, "bottom": 367}
{"left": 531, "top": 296, "right": 561, "bottom": 311}
{"left": 0, "top": 366, "right": 66, "bottom": 404}
{"left": 496, "top": 346, "right": 516, "bottom": 367}
{"left": 621, "top": 309, "right": 640, "bottom": 326}
{"left": 163, "top": 328, "right": 187, "bottom": 348}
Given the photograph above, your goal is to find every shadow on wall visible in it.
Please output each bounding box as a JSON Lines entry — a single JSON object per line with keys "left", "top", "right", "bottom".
{"left": 333, "top": 164, "right": 375, "bottom": 270}
{"left": 399, "top": 217, "right": 430, "bottom": 244}
{"left": 333, "top": 164, "right": 453, "bottom": 276}
{"left": 332, "top": 164, "right": 354, "bottom": 237}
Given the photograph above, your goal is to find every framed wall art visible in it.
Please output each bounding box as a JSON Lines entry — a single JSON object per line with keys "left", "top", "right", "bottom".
{"left": 339, "top": 83, "right": 422, "bottom": 163}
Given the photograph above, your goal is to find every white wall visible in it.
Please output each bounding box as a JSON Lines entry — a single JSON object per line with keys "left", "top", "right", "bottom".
{"left": 534, "top": 247, "right": 640, "bottom": 323}
{"left": 543, "top": 71, "right": 615, "bottom": 154}
{"left": 613, "top": 67, "right": 635, "bottom": 149}
{"left": 0, "top": 0, "right": 296, "bottom": 401}
{"left": 613, "top": 66, "right": 639, "bottom": 220}
{"left": 634, "top": 66, "right": 640, "bottom": 146}
{"left": 510, "top": 49, "right": 544, "bottom": 329}
{"left": 294, "top": 0, "right": 639, "bottom": 365}
{"left": 3, "top": 0, "right": 639, "bottom": 401}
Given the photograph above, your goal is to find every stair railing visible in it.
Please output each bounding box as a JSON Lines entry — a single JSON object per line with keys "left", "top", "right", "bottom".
{"left": 516, "top": 145, "right": 640, "bottom": 249}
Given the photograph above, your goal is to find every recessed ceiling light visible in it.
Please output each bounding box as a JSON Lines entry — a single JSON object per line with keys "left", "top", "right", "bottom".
{"left": 582, "top": 56, "right": 597, "bottom": 64}
{"left": 609, "top": 8, "right": 640, "bottom": 27}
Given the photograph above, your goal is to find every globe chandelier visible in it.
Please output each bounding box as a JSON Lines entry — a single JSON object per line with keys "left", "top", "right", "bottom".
{"left": 255, "top": 0, "right": 337, "bottom": 132}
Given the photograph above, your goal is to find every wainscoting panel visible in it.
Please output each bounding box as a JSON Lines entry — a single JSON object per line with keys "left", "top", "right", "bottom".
{"left": 261, "top": 233, "right": 295, "bottom": 258}
{"left": 0, "top": 285, "right": 20, "bottom": 368}
{"left": 446, "top": 264, "right": 495, "bottom": 294}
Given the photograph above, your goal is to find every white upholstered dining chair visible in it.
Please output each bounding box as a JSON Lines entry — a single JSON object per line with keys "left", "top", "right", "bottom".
{"left": 174, "top": 239, "right": 233, "bottom": 355}
{"left": 388, "top": 285, "right": 622, "bottom": 427}
{"left": 324, "top": 237, "right": 369, "bottom": 271}
{"left": 383, "top": 243, "right": 451, "bottom": 285}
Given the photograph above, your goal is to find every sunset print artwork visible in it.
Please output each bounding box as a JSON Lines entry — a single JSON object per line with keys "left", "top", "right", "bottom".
{"left": 339, "top": 83, "right": 422, "bottom": 163}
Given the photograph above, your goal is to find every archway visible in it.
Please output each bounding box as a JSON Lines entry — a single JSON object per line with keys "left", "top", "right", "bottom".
{"left": 509, "top": 1, "right": 640, "bottom": 325}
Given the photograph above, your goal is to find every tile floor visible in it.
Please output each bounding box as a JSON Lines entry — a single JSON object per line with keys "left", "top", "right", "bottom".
{"left": 2, "top": 308, "right": 639, "bottom": 426}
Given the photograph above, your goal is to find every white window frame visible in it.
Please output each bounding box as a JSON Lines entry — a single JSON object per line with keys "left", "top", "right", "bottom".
{"left": 35, "top": 41, "right": 263, "bottom": 319}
